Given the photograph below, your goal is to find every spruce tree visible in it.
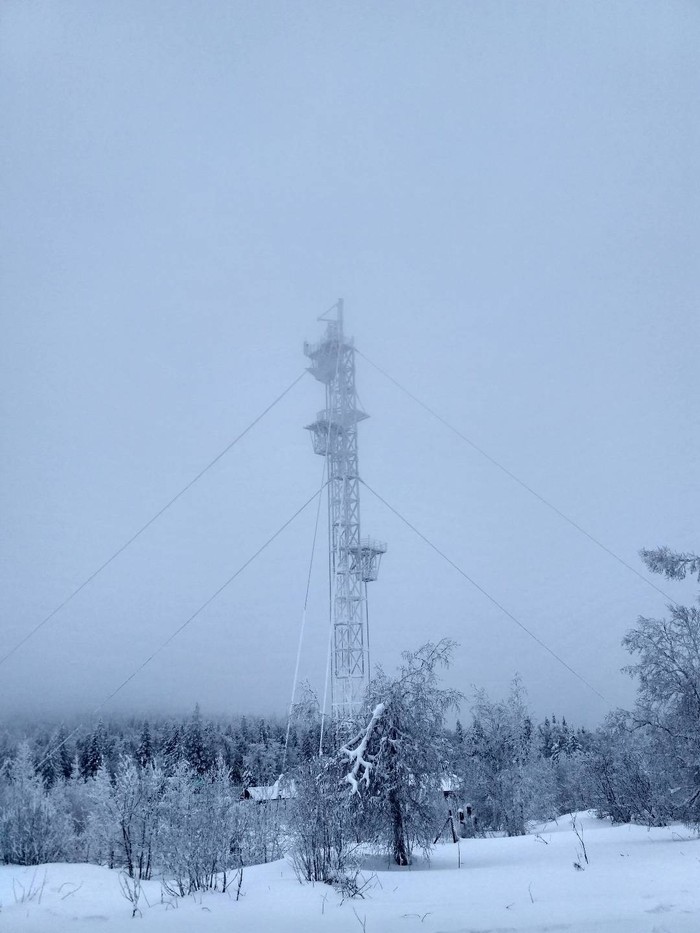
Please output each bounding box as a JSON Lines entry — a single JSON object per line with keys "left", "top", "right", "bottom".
{"left": 137, "top": 721, "right": 153, "bottom": 769}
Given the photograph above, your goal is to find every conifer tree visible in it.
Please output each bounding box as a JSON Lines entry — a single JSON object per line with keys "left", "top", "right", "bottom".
{"left": 81, "top": 721, "right": 107, "bottom": 780}
{"left": 137, "top": 721, "right": 153, "bottom": 769}
{"left": 184, "top": 705, "right": 214, "bottom": 776}
{"left": 161, "top": 723, "right": 181, "bottom": 774}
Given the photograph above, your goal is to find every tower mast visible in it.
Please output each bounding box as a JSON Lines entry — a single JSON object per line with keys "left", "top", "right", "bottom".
{"left": 304, "top": 302, "right": 386, "bottom": 722}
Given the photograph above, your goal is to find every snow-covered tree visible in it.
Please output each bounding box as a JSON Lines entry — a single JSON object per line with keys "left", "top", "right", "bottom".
{"left": 538, "top": 717, "right": 554, "bottom": 759}
{"left": 184, "top": 705, "right": 208, "bottom": 775}
{"left": 639, "top": 546, "right": 700, "bottom": 582}
{"left": 81, "top": 719, "right": 109, "bottom": 780}
{"left": 622, "top": 545, "right": 700, "bottom": 824}
{"left": 160, "top": 722, "right": 182, "bottom": 774}
{"left": 136, "top": 721, "right": 153, "bottom": 769}
{"left": 461, "top": 678, "right": 555, "bottom": 835}
{"left": 243, "top": 741, "right": 280, "bottom": 786}
{"left": 582, "top": 710, "right": 674, "bottom": 826}
{"left": 289, "top": 681, "right": 322, "bottom": 765}
{"left": 340, "top": 640, "right": 461, "bottom": 865}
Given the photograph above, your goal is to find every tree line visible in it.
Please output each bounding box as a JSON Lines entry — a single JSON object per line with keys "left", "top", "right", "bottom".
{"left": 0, "top": 706, "right": 320, "bottom": 789}
{"left": 1, "top": 544, "right": 698, "bottom": 889}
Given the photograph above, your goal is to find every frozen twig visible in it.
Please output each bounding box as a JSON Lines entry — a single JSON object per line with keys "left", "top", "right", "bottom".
{"left": 571, "top": 814, "right": 589, "bottom": 867}
{"left": 352, "top": 906, "right": 368, "bottom": 931}
{"left": 60, "top": 882, "right": 83, "bottom": 901}
{"left": 12, "top": 870, "right": 47, "bottom": 905}
{"left": 118, "top": 871, "right": 142, "bottom": 918}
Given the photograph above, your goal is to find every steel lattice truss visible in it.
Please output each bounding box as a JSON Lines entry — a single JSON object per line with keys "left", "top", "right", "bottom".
{"left": 304, "top": 302, "right": 386, "bottom": 722}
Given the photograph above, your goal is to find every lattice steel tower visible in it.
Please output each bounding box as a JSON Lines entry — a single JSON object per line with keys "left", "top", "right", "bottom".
{"left": 304, "top": 301, "right": 386, "bottom": 722}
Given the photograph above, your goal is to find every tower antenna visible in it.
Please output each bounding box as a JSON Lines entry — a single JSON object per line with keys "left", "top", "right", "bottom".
{"left": 304, "top": 303, "right": 386, "bottom": 722}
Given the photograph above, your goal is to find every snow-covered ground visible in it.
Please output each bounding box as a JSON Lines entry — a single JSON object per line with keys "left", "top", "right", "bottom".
{"left": 1, "top": 813, "right": 698, "bottom": 932}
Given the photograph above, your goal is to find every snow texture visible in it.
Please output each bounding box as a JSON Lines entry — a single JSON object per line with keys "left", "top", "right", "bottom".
{"left": 1, "top": 812, "right": 699, "bottom": 932}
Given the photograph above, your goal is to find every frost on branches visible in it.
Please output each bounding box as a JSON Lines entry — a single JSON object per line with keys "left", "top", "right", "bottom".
{"left": 622, "top": 545, "right": 700, "bottom": 826}
{"left": 341, "top": 703, "right": 385, "bottom": 794}
{"left": 339, "top": 640, "right": 461, "bottom": 866}
{"left": 639, "top": 546, "right": 700, "bottom": 583}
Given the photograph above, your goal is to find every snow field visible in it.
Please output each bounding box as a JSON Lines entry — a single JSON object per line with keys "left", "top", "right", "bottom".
{"left": 1, "top": 813, "right": 698, "bottom": 933}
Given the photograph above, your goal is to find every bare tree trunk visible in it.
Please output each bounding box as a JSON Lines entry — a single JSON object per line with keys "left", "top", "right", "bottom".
{"left": 121, "top": 824, "right": 133, "bottom": 878}
{"left": 389, "top": 789, "right": 409, "bottom": 865}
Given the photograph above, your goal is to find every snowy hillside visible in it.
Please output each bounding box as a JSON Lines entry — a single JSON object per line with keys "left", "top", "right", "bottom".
{"left": 2, "top": 813, "right": 698, "bottom": 933}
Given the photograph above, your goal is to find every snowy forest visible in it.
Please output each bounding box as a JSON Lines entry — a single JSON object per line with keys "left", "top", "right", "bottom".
{"left": 1, "top": 546, "right": 698, "bottom": 894}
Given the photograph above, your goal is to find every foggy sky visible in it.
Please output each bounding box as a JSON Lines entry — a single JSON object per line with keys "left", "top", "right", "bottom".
{"left": 1, "top": 1, "right": 698, "bottom": 729}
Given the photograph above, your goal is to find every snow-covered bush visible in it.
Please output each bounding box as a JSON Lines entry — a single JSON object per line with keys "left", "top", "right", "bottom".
{"left": 0, "top": 742, "right": 74, "bottom": 865}
{"left": 62, "top": 767, "right": 94, "bottom": 862}
{"left": 239, "top": 794, "right": 285, "bottom": 866}
{"left": 86, "top": 757, "right": 163, "bottom": 878}
{"left": 158, "top": 758, "right": 244, "bottom": 894}
{"left": 288, "top": 757, "right": 357, "bottom": 885}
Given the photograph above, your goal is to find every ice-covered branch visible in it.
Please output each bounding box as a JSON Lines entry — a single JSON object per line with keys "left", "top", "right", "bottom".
{"left": 341, "top": 703, "right": 385, "bottom": 794}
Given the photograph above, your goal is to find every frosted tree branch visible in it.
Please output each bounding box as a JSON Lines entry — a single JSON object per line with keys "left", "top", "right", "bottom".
{"left": 341, "top": 703, "right": 385, "bottom": 794}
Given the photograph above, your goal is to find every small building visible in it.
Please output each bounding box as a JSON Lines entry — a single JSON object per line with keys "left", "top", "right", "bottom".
{"left": 241, "top": 775, "right": 296, "bottom": 804}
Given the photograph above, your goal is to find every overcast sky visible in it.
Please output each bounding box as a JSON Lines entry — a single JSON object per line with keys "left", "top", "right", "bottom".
{"left": 1, "top": 1, "right": 698, "bottom": 729}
